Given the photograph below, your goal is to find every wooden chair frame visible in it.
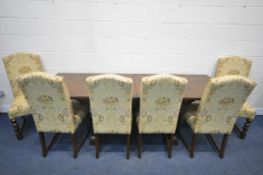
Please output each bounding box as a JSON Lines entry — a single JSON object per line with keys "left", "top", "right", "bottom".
{"left": 10, "top": 116, "right": 28, "bottom": 140}
{"left": 94, "top": 134, "right": 131, "bottom": 159}
{"left": 178, "top": 130, "right": 229, "bottom": 159}
{"left": 38, "top": 121, "right": 90, "bottom": 158}
{"left": 136, "top": 134, "right": 175, "bottom": 159}
{"left": 234, "top": 118, "right": 253, "bottom": 139}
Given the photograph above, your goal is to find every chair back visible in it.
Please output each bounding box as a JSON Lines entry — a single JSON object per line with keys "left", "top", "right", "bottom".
{"left": 139, "top": 74, "right": 188, "bottom": 133}
{"left": 86, "top": 74, "right": 133, "bottom": 134}
{"left": 17, "top": 72, "right": 76, "bottom": 133}
{"left": 2, "top": 52, "right": 43, "bottom": 97}
{"left": 215, "top": 56, "right": 251, "bottom": 77}
{"left": 194, "top": 75, "right": 256, "bottom": 134}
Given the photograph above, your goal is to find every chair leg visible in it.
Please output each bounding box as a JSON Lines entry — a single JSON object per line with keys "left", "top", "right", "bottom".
{"left": 240, "top": 118, "right": 253, "bottom": 140}
{"left": 95, "top": 134, "right": 100, "bottom": 159}
{"left": 10, "top": 118, "right": 23, "bottom": 140}
{"left": 126, "top": 134, "right": 131, "bottom": 159}
{"left": 38, "top": 132, "right": 47, "bottom": 157}
{"left": 168, "top": 134, "right": 173, "bottom": 159}
{"left": 219, "top": 134, "right": 229, "bottom": 159}
{"left": 137, "top": 134, "right": 142, "bottom": 158}
{"left": 190, "top": 133, "right": 197, "bottom": 158}
{"left": 72, "top": 133, "right": 77, "bottom": 159}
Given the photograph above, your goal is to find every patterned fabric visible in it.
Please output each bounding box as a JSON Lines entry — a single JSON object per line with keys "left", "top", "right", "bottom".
{"left": 86, "top": 74, "right": 133, "bottom": 134}
{"left": 3, "top": 52, "right": 44, "bottom": 97}
{"left": 8, "top": 96, "right": 31, "bottom": 119}
{"left": 239, "top": 102, "right": 256, "bottom": 119}
{"left": 214, "top": 56, "right": 256, "bottom": 120}
{"left": 138, "top": 74, "right": 188, "bottom": 134}
{"left": 184, "top": 76, "right": 256, "bottom": 134}
{"left": 2, "top": 52, "right": 44, "bottom": 119}
{"left": 215, "top": 56, "right": 252, "bottom": 77}
{"left": 17, "top": 72, "right": 87, "bottom": 133}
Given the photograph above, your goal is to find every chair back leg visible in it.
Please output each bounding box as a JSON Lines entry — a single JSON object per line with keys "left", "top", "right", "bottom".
{"left": 190, "top": 133, "right": 197, "bottom": 158}
{"left": 126, "top": 134, "right": 131, "bottom": 159}
{"left": 95, "top": 134, "right": 100, "bottom": 159}
{"left": 137, "top": 134, "right": 142, "bottom": 158}
{"left": 38, "top": 132, "right": 47, "bottom": 157}
{"left": 219, "top": 134, "right": 229, "bottom": 159}
{"left": 72, "top": 133, "right": 77, "bottom": 158}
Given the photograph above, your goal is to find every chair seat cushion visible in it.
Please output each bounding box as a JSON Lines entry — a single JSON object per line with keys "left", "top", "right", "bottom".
{"left": 239, "top": 102, "right": 256, "bottom": 119}
{"left": 184, "top": 103, "right": 199, "bottom": 132}
{"left": 72, "top": 100, "right": 89, "bottom": 129}
{"left": 8, "top": 95, "right": 31, "bottom": 119}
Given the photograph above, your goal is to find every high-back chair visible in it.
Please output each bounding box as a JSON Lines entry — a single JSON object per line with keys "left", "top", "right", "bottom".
{"left": 86, "top": 74, "right": 133, "bottom": 159}
{"left": 2, "top": 52, "right": 44, "bottom": 140}
{"left": 137, "top": 74, "right": 188, "bottom": 158}
{"left": 215, "top": 56, "right": 256, "bottom": 139}
{"left": 17, "top": 72, "right": 89, "bottom": 158}
{"left": 180, "top": 75, "right": 256, "bottom": 158}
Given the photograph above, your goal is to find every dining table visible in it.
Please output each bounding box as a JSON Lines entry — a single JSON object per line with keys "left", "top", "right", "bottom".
{"left": 58, "top": 73, "right": 210, "bottom": 144}
{"left": 57, "top": 73, "right": 210, "bottom": 101}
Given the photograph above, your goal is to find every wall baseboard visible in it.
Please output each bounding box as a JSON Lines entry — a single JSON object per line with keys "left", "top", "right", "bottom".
{"left": 1, "top": 105, "right": 263, "bottom": 115}
{"left": 0, "top": 105, "right": 9, "bottom": 113}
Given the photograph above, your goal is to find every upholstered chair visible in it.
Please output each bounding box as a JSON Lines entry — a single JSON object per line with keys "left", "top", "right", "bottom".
{"left": 17, "top": 72, "right": 89, "bottom": 158}
{"left": 215, "top": 56, "right": 256, "bottom": 139}
{"left": 137, "top": 74, "right": 188, "bottom": 158}
{"left": 86, "top": 74, "right": 133, "bottom": 159}
{"left": 2, "top": 52, "right": 44, "bottom": 140}
{"left": 180, "top": 76, "right": 256, "bottom": 158}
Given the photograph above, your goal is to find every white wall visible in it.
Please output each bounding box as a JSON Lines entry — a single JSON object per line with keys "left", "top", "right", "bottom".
{"left": 0, "top": 0, "right": 263, "bottom": 113}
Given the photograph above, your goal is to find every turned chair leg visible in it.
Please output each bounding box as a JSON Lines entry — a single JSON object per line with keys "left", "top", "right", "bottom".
{"left": 240, "top": 118, "right": 253, "bottom": 140}
{"left": 10, "top": 118, "right": 23, "bottom": 140}
{"left": 126, "top": 134, "right": 131, "bottom": 159}
{"left": 95, "top": 134, "right": 100, "bottom": 159}
{"left": 38, "top": 132, "right": 47, "bottom": 157}
{"left": 72, "top": 133, "right": 78, "bottom": 159}
{"left": 137, "top": 134, "right": 142, "bottom": 158}
{"left": 219, "top": 134, "right": 229, "bottom": 159}
{"left": 190, "top": 133, "right": 197, "bottom": 158}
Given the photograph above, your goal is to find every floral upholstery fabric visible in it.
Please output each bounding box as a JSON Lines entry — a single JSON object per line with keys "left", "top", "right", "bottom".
{"left": 86, "top": 74, "right": 133, "bottom": 134}
{"left": 17, "top": 72, "right": 87, "bottom": 133}
{"left": 215, "top": 56, "right": 251, "bottom": 77}
{"left": 3, "top": 52, "right": 44, "bottom": 97}
{"left": 138, "top": 74, "right": 188, "bottom": 134}
{"left": 214, "top": 56, "right": 256, "bottom": 120}
{"left": 2, "top": 52, "right": 44, "bottom": 119}
{"left": 239, "top": 102, "right": 256, "bottom": 120}
{"left": 8, "top": 96, "right": 31, "bottom": 119}
{"left": 184, "top": 76, "right": 256, "bottom": 134}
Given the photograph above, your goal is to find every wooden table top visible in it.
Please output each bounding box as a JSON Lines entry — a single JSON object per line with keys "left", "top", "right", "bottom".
{"left": 58, "top": 73, "right": 210, "bottom": 100}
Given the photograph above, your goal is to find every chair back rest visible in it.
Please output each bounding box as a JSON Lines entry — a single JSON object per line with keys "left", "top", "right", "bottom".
{"left": 86, "top": 74, "right": 133, "bottom": 134}
{"left": 2, "top": 52, "right": 43, "bottom": 97}
{"left": 17, "top": 72, "right": 76, "bottom": 133}
{"left": 215, "top": 56, "right": 251, "bottom": 77}
{"left": 195, "top": 75, "right": 256, "bottom": 134}
{"left": 139, "top": 74, "right": 188, "bottom": 133}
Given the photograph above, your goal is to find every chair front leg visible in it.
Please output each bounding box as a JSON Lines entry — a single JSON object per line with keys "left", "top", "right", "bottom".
{"left": 10, "top": 118, "right": 23, "bottom": 140}
{"left": 190, "top": 133, "right": 197, "bottom": 158}
{"left": 38, "top": 132, "right": 47, "bottom": 157}
{"left": 126, "top": 134, "right": 131, "bottom": 159}
{"left": 240, "top": 118, "right": 253, "bottom": 139}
